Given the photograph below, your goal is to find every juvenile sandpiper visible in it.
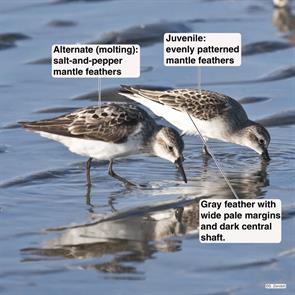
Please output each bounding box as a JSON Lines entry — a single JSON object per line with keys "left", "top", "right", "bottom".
{"left": 119, "top": 86, "right": 271, "bottom": 160}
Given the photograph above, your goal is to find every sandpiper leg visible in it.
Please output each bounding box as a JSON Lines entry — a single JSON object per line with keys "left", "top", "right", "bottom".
{"left": 202, "top": 138, "right": 212, "bottom": 157}
{"left": 202, "top": 144, "right": 212, "bottom": 157}
{"left": 86, "top": 157, "right": 93, "bottom": 186}
{"left": 108, "top": 159, "right": 136, "bottom": 187}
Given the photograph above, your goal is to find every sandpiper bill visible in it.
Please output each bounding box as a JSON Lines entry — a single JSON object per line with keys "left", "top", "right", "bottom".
{"left": 120, "top": 86, "right": 271, "bottom": 160}
{"left": 20, "top": 103, "right": 187, "bottom": 186}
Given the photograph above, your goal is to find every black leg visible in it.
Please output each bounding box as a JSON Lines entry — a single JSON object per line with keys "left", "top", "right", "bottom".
{"left": 86, "top": 157, "right": 93, "bottom": 187}
{"left": 202, "top": 144, "right": 212, "bottom": 158}
{"left": 108, "top": 159, "right": 136, "bottom": 187}
{"left": 84, "top": 158, "right": 94, "bottom": 211}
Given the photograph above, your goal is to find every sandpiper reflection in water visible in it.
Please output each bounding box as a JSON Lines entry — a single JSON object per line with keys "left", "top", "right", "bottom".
{"left": 21, "top": 161, "right": 269, "bottom": 275}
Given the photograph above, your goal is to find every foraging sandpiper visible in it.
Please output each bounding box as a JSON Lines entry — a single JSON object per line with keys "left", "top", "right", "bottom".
{"left": 119, "top": 86, "right": 271, "bottom": 160}
{"left": 20, "top": 103, "right": 187, "bottom": 186}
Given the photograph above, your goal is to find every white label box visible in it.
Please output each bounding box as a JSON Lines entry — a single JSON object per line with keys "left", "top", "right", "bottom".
{"left": 52, "top": 44, "right": 140, "bottom": 78}
{"left": 164, "top": 33, "right": 241, "bottom": 66}
{"left": 199, "top": 199, "right": 281, "bottom": 243}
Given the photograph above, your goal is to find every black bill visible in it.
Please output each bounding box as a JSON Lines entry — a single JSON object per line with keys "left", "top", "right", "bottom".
{"left": 261, "top": 148, "right": 270, "bottom": 161}
{"left": 175, "top": 157, "right": 187, "bottom": 183}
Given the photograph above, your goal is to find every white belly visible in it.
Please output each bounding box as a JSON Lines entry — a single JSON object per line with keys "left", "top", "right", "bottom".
{"left": 38, "top": 132, "right": 142, "bottom": 160}
{"left": 122, "top": 93, "right": 228, "bottom": 141}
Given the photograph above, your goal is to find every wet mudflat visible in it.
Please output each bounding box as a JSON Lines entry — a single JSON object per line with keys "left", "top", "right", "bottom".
{"left": 0, "top": 0, "right": 294, "bottom": 294}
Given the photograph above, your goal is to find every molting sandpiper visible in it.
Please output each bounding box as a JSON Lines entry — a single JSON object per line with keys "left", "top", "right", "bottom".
{"left": 20, "top": 103, "right": 187, "bottom": 186}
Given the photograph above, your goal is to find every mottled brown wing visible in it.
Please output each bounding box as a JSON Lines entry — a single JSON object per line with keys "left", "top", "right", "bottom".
{"left": 20, "top": 104, "right": 149, "bottom": 143}
{"left": 121, "top": 86, "right": 247, "bottom": 121}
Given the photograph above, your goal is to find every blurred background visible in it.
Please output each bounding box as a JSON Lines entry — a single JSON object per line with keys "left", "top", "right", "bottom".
{"left": 0, "top": 0, "right": 294, "bottom": 294}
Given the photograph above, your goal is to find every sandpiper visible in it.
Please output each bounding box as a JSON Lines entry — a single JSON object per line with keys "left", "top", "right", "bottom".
{"left": 119, "top": 86, "right": 271, "bottom": 160}
{"left": 273, "top": 0, "right": 289, "bottom": 8}
{"left": 20, "top": 103, "right": 187, "bottom": 186}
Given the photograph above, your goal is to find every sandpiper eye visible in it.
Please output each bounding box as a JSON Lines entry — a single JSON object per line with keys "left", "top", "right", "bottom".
{"left": 168, "top": 146, "right": 173, "bottom": 151}
{"left": 259, "top": 139, "right": 264, "bottom": 145}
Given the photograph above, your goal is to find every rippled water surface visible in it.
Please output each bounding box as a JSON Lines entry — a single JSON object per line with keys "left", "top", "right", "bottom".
{"left": 0, "top": 0, "right": 295, "bottom": 294}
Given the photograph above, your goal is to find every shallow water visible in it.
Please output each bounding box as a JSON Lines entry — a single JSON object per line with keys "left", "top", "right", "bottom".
{"left": 0, "top": 0, "right": 295, "bottom": 294}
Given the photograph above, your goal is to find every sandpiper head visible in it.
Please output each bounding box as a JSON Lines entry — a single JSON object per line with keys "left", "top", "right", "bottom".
{"left": 241, "top": 123, "right": 271, "bottom": 161}
{"left": 152, "top": 126, "right": 187, "bottom": 183}
{"left": 273, "top": 0, "right": 288, "bottom": 8}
